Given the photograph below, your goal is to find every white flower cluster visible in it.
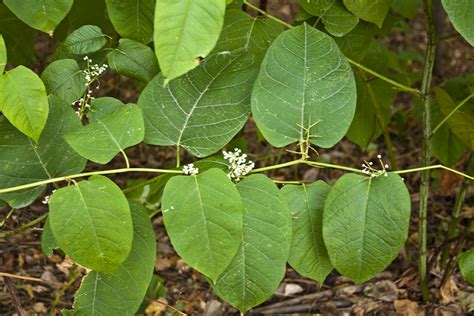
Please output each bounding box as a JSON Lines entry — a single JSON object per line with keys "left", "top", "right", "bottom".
{"left": 223, "top": 148, "right": 255, "bottom": 181}
{"left": 42, "top": 189, "right": 57, "bottom": 205}
{"left": 183, "top": 163, "right": 199, "bottom": 176}
{"left": 361, "top": 154, "right": 389, "bottom": 178}
{"left": 82, "top": 56, "right": 108, "bottom": 85}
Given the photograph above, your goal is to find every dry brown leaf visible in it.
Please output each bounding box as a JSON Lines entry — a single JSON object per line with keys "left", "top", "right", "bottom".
{"left": 440, "top": 277, "right": 459, "bottom": 304}
{"left": 394, "top": 299, "right": 424, "bottom": 316}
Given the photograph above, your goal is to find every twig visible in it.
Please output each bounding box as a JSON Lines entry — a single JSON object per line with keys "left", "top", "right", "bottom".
{"left": 3, "top": 277, "right": 25, "bottom": 316}
{"left": 0, "top": 272, "right": 68, "bottom": 288}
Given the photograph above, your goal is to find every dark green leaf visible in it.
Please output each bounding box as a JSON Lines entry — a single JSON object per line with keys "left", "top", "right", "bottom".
{"left": 64, "top": 25, "right": 107, "bottom": 55}
{"left": 281, "top": 181, "right": 333, "bottom": 284}
{"left": 251, "top": 24, "right": 357, "bottom": 148}
{"left": 459, "top": 248, "right": 474, "bottom": 285}
{"left": 139, "top": 51, "right": 257, "bottom": 157}
{"left": 41, "top": 218, "right": 58, "bottom": 256}
{"left": 323, "top": 173, "right": 410, "bottom": 283}
{"left": 41, "top": 59, "right": 87, "bottom": 104}
{"left": 343, "top": 0, "right": 391, "bottom": 28}
{"left": 162, "top": 168, "right": 243, "bottom": 282}
{"left": 213, "top": 174, "right": 292, "bottom": 312}
{"left": 49, "top": 175, "right": 133, "bottom": 271}
{"left": 107, "top": 39, "right": 159, "bottom": 83}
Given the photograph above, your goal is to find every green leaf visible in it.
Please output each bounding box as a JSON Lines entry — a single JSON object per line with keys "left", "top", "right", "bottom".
{"left": 391, "top": 0, "right": 421, "bottom": 19}
{"left": 299, "top": 0, "right": 359, "bottom": 37}
{"left": 0, "top": 4, "right": 36, "bottom": 66}
{"left": 139, "top": 51, "right": 257, "bottom": 157}
{"left": 64, "top": 25, "right": 107, "bottom": 55}
{"left": 343, "top": 0, "right": 391, "bottom": 28}
{"left": 441, "top": 0, "right": 474, "bottom": 46}
{"left": 154, "top": 0, "right": 226, "bottom": 82}
{"left": 251, "top": 24, "right": 357, "bottom": 149}
{"left": 49, "top": 175, "right": 133, "bottom": 271}
{"left": 346, "top": 73, "right": 394, "bottom": 148}
{"left": 72, "top": 201, "right": 156, "bottom": 315}
{"left": 435, "top": 88, "right": 474, "bottom": 149}
{"left": 65, "top": 103, "right": 144, "bottom": 164}
{"left": 41, "top": 59, "right": 87, "bottom": 104}
{"left": 0, "top": 66, "right": 49, "bottom": 142}
{"left": 87, "top": 97, "right": 125, "bottom": 121}
{"left": 0, "top": 34, "right": 6, "bottom": 74}
{"left": 281, "top": 181, "right": 333, "bottom": 284}
{"left": 213, "top": 174, "right": 292, "bottom": 312}
{"left": 3, "top": 0, "right": 73, "bottom": 33}
{"left": 161, "top": 168, "right": 243, "bottom": 282}
{"left": 107, "top": 39, "right": 159, "bottom": 83}
{"left": 213, "top": 9, "right": 283, "bottom": 64}
{"left": 41, "top": 218, "right": 58, "bottom": 256}
{"left": 323, "top": 173, "right": 410, "bottom": 283}
{"left": 105, "top": 0, "right": 154, "bottom": 44}
{"left": 0, "top": 96, "right": 86, "bottom": 208}
{"left": 459, "top": 248, "right": 474, "bottom": 285}
{"left": 333, "top": 22, "right": 377, "bottom": 61}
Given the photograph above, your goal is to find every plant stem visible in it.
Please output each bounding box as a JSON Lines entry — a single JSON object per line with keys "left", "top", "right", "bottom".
{"left": 418, "top": 0, "right": 437, "bottom": 302}
{"left": 242, "top": 0, "right": 421, "bottom": 96}
{"left": 394, "top": 164, "right": 472, "bottom": 180}
{"left": 0, "top": 213, "right": 48, "bottom": 238}
{"left": 176, "top": 146, "right": 181, "bottom": 168}
{"left": 0, "top": 168, "right": 183, "bottom": 194}
{"left": 431, "top": 93, "right": 474, "bottom": 136}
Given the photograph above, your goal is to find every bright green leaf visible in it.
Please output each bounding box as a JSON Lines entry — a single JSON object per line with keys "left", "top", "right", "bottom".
{"left": 87, "top": 97, "right": 125, "bottom": 121}
{"left": 161, "top": 168, "right": 243, "bottom": 282}
{"left": 391, "top": 0, "right": 421, "bottom": 19}
{"left": 41, "top": 218, "right": 58, "bottom": 256}
{"left": 107, "top": 39, "right": 159, "bottom": 83}
{"left": 49, "top": 175, "right": 133, "bottom": 271}
{"left": 72, "top": 201, "right": 156, "bottom": 315}
{"left": 64, "top": 25, "right": 107, "bottom": 55}
{"left": 0, "top": 66, "right": 49, "bottom": 142}
{"left": 323, "top": 173, "right": 410, "bottom": 283}
{"left": 3, "top": 0, "right": 73, "bottom": 33}
{"left": 213, "top": 9, "right": 283, "bottom": 64}
{"left": 251, "top": 24, "right": 357, "bottom": 149}
{"left": 0, "top": 34, "right": 6, "bottom": 74}
{"left": 441, "top": 0, "right": 474, "bottom": 46}
{"left": 65, "top": 104, "right": 144, "bottom": 164}
{"left": 343, "top": 0, "right": 391, "bottom": 28}
{"left": 154, "top": 0, "right": 226, "bottom": 82}
{"left": 213, "top": 174, "right": 292, "bottom": 312}
{"left": 281, "top": 181, "right": 333, "bottom": 284}
{"left": 435, "top": 88, "right": 474, "bottom": 149}
{"left": 139, "top": 51, "right": 257, "bottom": 157}
{"left": 0, "top": 96, "right": 86, "bottom": 208}
{"left": 459, "top": 248, "right": 474, "bottom": 285}
{"left": 105, "top": 0, "right": 154, "bottom": 44}
{"left": 299, "top": 0, "right": 359, "bottom": 37}
{"left": 41, "top": 59, "right": 87, "bottom": 104}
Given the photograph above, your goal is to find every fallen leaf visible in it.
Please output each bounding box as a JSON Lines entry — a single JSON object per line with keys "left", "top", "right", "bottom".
{"left": 440, "top": 277, "right": 459, "bottom": 304}
{"left": 394, "top": 299, "right": 424, "bottom": 316}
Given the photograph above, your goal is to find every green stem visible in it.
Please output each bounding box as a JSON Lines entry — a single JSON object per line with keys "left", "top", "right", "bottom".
{"left": 0, "top": 208, "right": 14, "bottom": 228}
{"left": 176, "top": 146, "right": 181, "bottom": 168}
{"left": 418, "top": 0, "right": 437, "bottom": 302}
{"left": 0, "top": 168, "right": 183, "bottom": 194}
{"left": 431, "top": 93, "right": 474, "bottom": 136}
{"left": 251, "top": 159, "right": 303, "bottom": 173}
{"left": 0, "top": 213, "right": 48, "bottom": 238}
{"left": 243, "top": 0, "right": 293, "bottom": 28}
{"left": 394, "top": 164, "right": 472, "bottom": 180}
{"left": 121, "top": 149, "right": 130, "bottom": 169}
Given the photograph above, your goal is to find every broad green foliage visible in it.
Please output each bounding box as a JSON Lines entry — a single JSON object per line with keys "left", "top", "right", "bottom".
{"left": 252, "top": 24, "right": 356, "bottom": 149}
{"left": 154, "top": 0, "right": 226, "bottom": 83}
{"left": 0, "top": 4, "right": 36, "bottom": 65}
{"left": 441, "top": 0, "right": 474, "bottom": 46}
{"left": 41, "top": 59, "right": 87, "bottom": 104}
{"left": 107, "top": 39, "right": 160, "bottom": 83}
{"left": 299, "top": 0, "right": 359, "bottom": 37}
{"left": 49, "top": 175, "right": 133, "bottom": 271}
{"left": 0, "top": 96, "right": 86, "bottom": 208}
{"left": 161, "top": 168, "right": 243, "bottom": 282}
{"left": 64, "top": 25, "right": 107, "bottom": 54}
{"left": 65, "top": 103, "right": 145, "bottom": 164}
{"left": 105, "top": 0, "right": 154, "bottom": 44}
{"left": 323, "top": 173, "right": 411, "bottom": 283}
{"left": 72, "top": 201, "right": 156, "bottom": 315}
{"left": 213, "top": 9, "right": 283, "bottom": 64}
{"left": 0, "top": 34, "right": 5, "bottom": 74}
{"left": 459, "top": 248, "right": 474, "bottom": 285}
{"left": 0, "top": 66, "right": 49, "bottom": 142}
{"left": 343, "top": 0, "right": 391, "bottom": 28}
{"left": 3, "top": 0, "right": 73, "bottom": 34}
{"left": 391, "top": 0, "right": 420, "bottom": 18}
{"left": 213, "top": 175, "right": 292, "bottom": 312}
{"left": 41, "top": 218, "right": 58, "bottom": 256}
{"left": 281, "top": 182, "right": 333, "bottom": 284}
{"left": 139, "top": 51, "right": 256, "bottom": 157}
{"left": 435, "top": 88, "right": 474, "bottom": 149}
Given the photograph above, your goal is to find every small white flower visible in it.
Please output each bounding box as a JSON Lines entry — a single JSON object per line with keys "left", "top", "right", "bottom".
{"left": 223, "top": 148, "right": 254, "bottom": 181}
{"left": 377, "top": 154, "right": 382, "bottom": 159}
{"left": 182, "top": 163, "right": 199, "bottom": 176}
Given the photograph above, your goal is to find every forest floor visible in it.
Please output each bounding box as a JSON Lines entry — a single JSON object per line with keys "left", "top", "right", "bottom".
{"left": 1, "top": 0, "right": 474, "bottom": 315}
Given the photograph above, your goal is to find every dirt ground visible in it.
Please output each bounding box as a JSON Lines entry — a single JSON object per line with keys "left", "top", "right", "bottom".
{"left": 1, "top": 0, "right": 474, "bottom": 315}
